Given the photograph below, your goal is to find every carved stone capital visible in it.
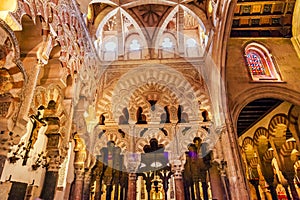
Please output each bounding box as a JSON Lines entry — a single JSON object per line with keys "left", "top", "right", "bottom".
{"left": 124, "top": 153, "right": 141, "bottom": 173}
{"left": 170, "top": 159, "right": 186, "bottom": 179}
{"left": 75, "top": 168, "right": 85, "bottom": 181}
{"left": 47, "top": 153, "right": 62, "bottom": 172}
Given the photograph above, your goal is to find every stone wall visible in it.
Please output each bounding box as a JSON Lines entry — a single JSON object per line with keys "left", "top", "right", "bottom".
{"left": 226, "top": 38, "right": 300, "bottom": 125}
{"left": 292, "top": 0, "right": 300, "bottom": 58}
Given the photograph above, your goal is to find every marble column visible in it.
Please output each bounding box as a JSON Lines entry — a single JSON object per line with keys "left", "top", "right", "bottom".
{"left": 105, "top": 183, "right": 113, "bottom": 200}
{"left": 286, "top": 176, "right": 299, "bottom": 200}
{"left": 73, "top": 168, "right": 85, "bottom": 200}
{"left": 127, "top": 173, "right": 137, "bottom": 200}
{"left": 209, "top": 164, "right": 226, "bottom": 200}
{"left": 83, "top": 169, "right": 92, "bottom": 200}
{"left": 249, "top": 179, "right": 261, "bottom": 200}
{"left": 73, "top": 167, "right": 86, "bottom": 200}
{"left": 94, "top": 175, "right": 102, "bottom": 200}
{"left": 201, "top": 181, "right": 209, "bottom": 200}
{"left": 194, "top": 181, "right": 201, "bottom": 200}
{"left": 171, "top": 159, "right": 185, "bottom": 200}
{"left": 268, "top": 184, "right": 278, "bottom": 200}
{"left": 283, "top": 184, "right": 292, "bottom": 200}
{"left": 40, "top": 117, "right": 62, "bottom": 200}
{"left": 174, "top": 173, "right": 185, "bottom": 200}
{"left": 113, "top": 184, "right": 119, "bottom": 200}
{"left": 72, "top": 134, "right": 87, "bottom": 200}
{"left": 40, "top": 167, "right": 60, "bottom": 200}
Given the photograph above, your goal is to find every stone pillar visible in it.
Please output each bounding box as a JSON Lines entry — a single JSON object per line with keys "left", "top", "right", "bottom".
{"left": 286, "top": 175, "right": 299, "bottom": 200}
{"left": 127, "top": 173, "right": 137, "bottom": 200}
{"left": 249, "top": 179, "right": 261, "bottom": 200}
{"left": 283, "top": 184, "right": 292, "bottom": 200}
{"left": 83, "top": 169, "right": 92, "bottom": 200}
{"left": 193, "top": 181, "right": 200, "bottom": 200}
{"left": 72, "top": 134, "right": 87, "bottom": 200}
{"left": 116, "top": 9, "right": 124, "bottom": 60}
{"left": 40, "top": 166, "right": 60, "bottom": 200}
{"left": 73, "top": 168, "right": 85, "bottom": 200}
{"left": 201, "top": 181, "right": 209, "bottom": 200}
{"left": 171, "top": 159, "right": 185, "bottom": 200}
{"left": 221, "top": 122, "right": 251, "bottom": 200}
{"left": 40, "top": 116, "right": 61, "bottom": 200}
{"left": 209, "top": 163, "right": 226, "bottom": 200}
{"left": 94, "top": 175, "right": 102, "bottom": 200}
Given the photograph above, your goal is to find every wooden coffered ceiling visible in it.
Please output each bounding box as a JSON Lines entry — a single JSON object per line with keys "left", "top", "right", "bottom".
{"left": 231, "top": 0, "right": 296, "bottom": 37}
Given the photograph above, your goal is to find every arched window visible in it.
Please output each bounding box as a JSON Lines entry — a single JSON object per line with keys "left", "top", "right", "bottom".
{"left": 246, "top": 51, "right": 266, "bottom": 76}
{"left": 185, "top": 38, "right": 199, "bottom": 57}
{"left": 244, "top": 42, "right": 281, "bottom": 81}
{"left": 159, "top": 34, "right": 177, "bottom": 58}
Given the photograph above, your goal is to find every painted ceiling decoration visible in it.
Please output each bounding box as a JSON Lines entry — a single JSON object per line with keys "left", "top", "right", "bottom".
{"left": 231, "top": 0, "right": 296, "bottom": 37}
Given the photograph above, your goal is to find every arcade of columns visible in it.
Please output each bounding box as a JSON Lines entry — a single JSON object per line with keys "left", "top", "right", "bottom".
{"left": 239, "top": 104, "right": 300, "bottom": 200}
{"left": 4, "top": 0, "right": 298, "bottom": 199}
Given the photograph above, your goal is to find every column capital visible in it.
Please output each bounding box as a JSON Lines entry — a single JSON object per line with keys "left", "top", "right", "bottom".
{"left": 46, "top": 154, "right": 62, "bottom": 171}
{"left": 124, "top": 152, "right": 141, "bottom": 173}
{"left": 170, "top": 159, "right": 185, "bottom": 179}
{"left": 128, "top": 173, "right": 137, "bottom": 181}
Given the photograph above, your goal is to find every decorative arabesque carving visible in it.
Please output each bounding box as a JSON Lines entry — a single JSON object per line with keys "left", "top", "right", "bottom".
{"left": 0, "top": 19, "right": 26, "bottom": 156}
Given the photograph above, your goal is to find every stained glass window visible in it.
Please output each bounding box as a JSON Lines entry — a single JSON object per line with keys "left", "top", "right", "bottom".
{"left": 244, "top": 42, "right": 281, "bottom": 81}
{"left": 246, "top": 51, "right": 266, "bottom": 75}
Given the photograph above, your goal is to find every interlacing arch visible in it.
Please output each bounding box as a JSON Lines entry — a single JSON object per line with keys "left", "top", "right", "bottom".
{"left": 136, "top": 129, "right": 170, "bottom": 153}
{"left": 0, "top": 18, "right": 27, "bottom": 131}
{"left": 106, "top": 65, "right": 211, "bottom": 123}
{"left": 93, "top": 129, "right": 129, "bottom": 154}
{"left": 174, "top": 126, "right": 209, "bottom": 152}
{"left": 128, "top": 83, "right": 179, "bottom": 123}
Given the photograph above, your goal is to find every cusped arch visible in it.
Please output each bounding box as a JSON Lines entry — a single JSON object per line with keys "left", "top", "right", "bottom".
{"left": 135, "top": 129, "right": 169, "bottom": 153}
{"left": 128, "top": 83, "right": 179, "bottom": 123}
{"left": 164, "top": 126, "right": 208, "bottom": 154}
{"left": 94, "top": 130, "right": 128, "bottom": 154}
{"left": 109, "top": 65, "right": 211, "bottom": 123}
